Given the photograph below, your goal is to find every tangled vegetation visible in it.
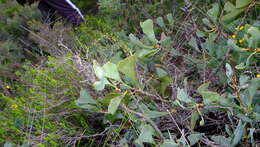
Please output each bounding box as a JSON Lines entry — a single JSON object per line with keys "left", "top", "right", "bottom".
{"left": 0, "top": 0, "right": 260, "bottom": 146}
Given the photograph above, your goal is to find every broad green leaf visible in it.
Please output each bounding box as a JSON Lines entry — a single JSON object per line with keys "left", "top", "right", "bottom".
{"left": 93, "top": 78, "right": 110, "bottom": 91}
{"left": 197, "top": 82, "right": 223, "bottom": 105}
{"left": 159, "top": 76, "right": 172, "bottom": 97}
{"left": 108, "top": 94, "right": 124, "bottom": 114}
{"left": 231, "top": 120, "right": 245, "bottom": 147}
{"left": 156, "top": 67, "right": 168, "bottom": 78}
{"left": 139, "top": 103, "right": 168, "bottom": 118}
{"left": 117, "top": 56, "right": 139, "bottom": 85}
{"left": 77, "top": 88, "right": 96, "bottom": 104}
{"left": 76, "top": 89, "right": 98, "bottom": 111}
{"left": 102, "top": 62, "right": 121, "bottom": 82}
{"left": 255, "top": 113, "right": 260, "bottom": 121}
{"left": 236, "top": 0, "right": 253, "bottom": 8}
{"left": 237, "top": 113, "right": 253, "bottom": 123}
{"left": 239, "top": 74, "right": 250, "bottom": 87}
{"left": 129, "top": 34, "right": 151, "bottom": 49}
{"left": 4, "top": 142, "right": 12, "bottom": 147}
{"left": 140, "top": 19, "right": 158, "bottom": 44}
{"left": 191, "top": 111, "right": 199, "bottom": 130}
{"left": 225, "top": 63, "right": 233, "bottom": 80}
{"left": 248, "top": 78, "right": 260, "bottom": 99}
{"left": 249, "top": 128, "right": 255, "bottom": 144}
{"left": 166, "top": 13, "right": 174, "bottom": 26}
{"left": 224, "top": 2, "right": 236, "bottom": 12}
{"left": 221, "top": 8, "right": 245, "bottom": 24}
{"left": 156, "top": 16, "right": 166, "bottom": 28}
{"left": 160, "top": 140, "right": 178, "bottom": 147}
{"left": 93, "top": 60, "right": 104, "bottom": 79}
{"left": 100, "top": 93, "right": 122, "bottom": 106}
{"left": 235, "top": 62, "right": 246, "bottom": 70}
{"left": 145, "top": 110, "right": 168, "bottom": 119}
{"left": 246, "top": 52, "right": 257, "bottom": 68}
{"left": 197, "top": 82, "right": 210, "bottom": 93}
{"left": 211, "top": 136, "right": 231, "bottom": 146}
{"left": 177, "top": 88, "right": 192, "bottom": 103}
{"left": 247, "top": 26, "right": 260, "bottom": 48}
{"left": 135, "top": 49, "right": 159, "bottom": 61}
{"left": 188, "top": 133, "right": 203, "bottom": 146}
{"left": 188, "top": 36, "right": 200, "bottom": 52}
{"left": 227, "top": 39, "right": 241, "bottom": 51}
{"left": 136, "top": 124, "right": 155, "bottom": 144}
{"left": 202, "top": 18, "right": 213, "bottom": 28}
{"left": 207, "top": 3, "right": 219, "bottom": 22}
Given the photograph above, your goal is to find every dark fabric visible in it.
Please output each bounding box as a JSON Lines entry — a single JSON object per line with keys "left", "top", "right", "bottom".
{"left": 16, "top": 0, "right": 27, "bottom": 5}
{"left": 38, "top": 0, "right": 85, "bottom": 27}
{"left": 38, "top": 1, "right": 56, "bottom": 28}
{"left": 16, "top": 0, "right": 38, "bottom": 5}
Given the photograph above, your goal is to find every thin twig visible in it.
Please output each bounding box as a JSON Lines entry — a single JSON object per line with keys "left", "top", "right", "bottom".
{"left": 167, "top": 109, "right": 191, "bottom": 147}
{"left": 122, "top": 104, "right": 165, "bottom": 141}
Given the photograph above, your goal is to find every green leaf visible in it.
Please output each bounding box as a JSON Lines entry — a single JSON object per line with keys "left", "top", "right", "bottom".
{"left": 248, "top": 78, "right": 260, "bottom": 99}
{"left": 211, "top": 136, "right": 231, "bottom": 146}
{"left": 188, "top": 133, "right": 203, "bottom": 146}
{"left": 108, "top": 93, "right": 124, "bottom": 114}
{"left": 239, "top": 74, "right": 250, "bottom": 87}
{"left": 156, "top": 16, "right": 166, "bottom": 28}
{"left": 191, "top": 111, "right": 199, "bottom": 130}
{"left": 177, "top": 88, "right": 193, "bottom": 103}
{"left": 224, "top": 2, "right": 236, "bottom": 12}
{"left": 221, "top": 8, "right": 245, "bottom": 24}
{"left": 202, "top": 18, "right": 213, "bottom": 27}
{"left": 156, "top": 68, "right": 168, "bottom": 78}
{"left": 135, "top": 49, "right": 159, "bottom": 61}
{"left": 4, "top": 142, "right": 12, "bottom": 147}
{"left": 249, "top": 128, "right": 255, "bottom": 144}
{"left": 231, "top": 120, "right": 245, "bottom": 147}
{"left": 166, "top": 13, "right": 174, "bottom": 26}
{"left": 188, "top": 36, "right": 200, "bottom": 52}
{"left": 135, "top": 124, "right": 155, "bottom": 144}
{"left": 117, "top": 56, "right": 139, "bottom": 85}
{"left": 78, "top": 88, "right": 96, "bottom": 104}
{"left": 93, "top": 78, "right": 110, "bottom": 91}
{"left": 160, "top": 140, "right": 178, "bottom": 147}
{"left": 129, "top": 34, "right": 151, "bottom": 49}
{"left": 140, "top": 19, "right": 158, "bottom": 44}
{"left": 93, "top": 60, "right": 104, "bottom": 79}
{"left": 100, "top": 93, "right": 122, "bottom": 106}
{"left": 76, "top": 88, "right": 98, "bottom": 111}
{"left": 159, "top": 76, "right": 172, "bottom": 97}
{"left": 227, "top": 39, "right": 241, "bottom": 51}
{"left": 207, "top": 3, "right": 219, "bottom": 22}
{"left": 197, "top": 82, "right": 210, "bottom": 93}
{"left": 145, "top": 110, "right": 168, "bottom": 119}
{"left": 102, "top": 62, "right": 121, "bottom": 82}
{"left": 235, "top": 62, "right": 246, "bottom": 70}
{"left": 237, "top": 113, "right": 253, "bottom": 123}
{"left": 246, "top": 26, "right": 260, "bottom": 48}
{"left": 236, "top": 0, "right": 253, "bottom": 8}
{"left": 225, "top": 63, "right": 233, "bottom": 80}
{"left": 197, "top": 82, "right": 223, "bottom": 105}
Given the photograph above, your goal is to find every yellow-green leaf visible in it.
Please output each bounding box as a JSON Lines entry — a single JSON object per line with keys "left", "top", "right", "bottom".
{"left": 221, "top": 8, "right": 245, "bottom": 24}
{"left": 236, "top": 0, "right": 253, "bottom": 8}
{"left": 117, "top": 56, "right": 139, "bottom": 85}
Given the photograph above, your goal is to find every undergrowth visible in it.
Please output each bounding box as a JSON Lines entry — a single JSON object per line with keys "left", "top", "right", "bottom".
{"left": 0, "top": 0, "right": 260, "bottom": 146}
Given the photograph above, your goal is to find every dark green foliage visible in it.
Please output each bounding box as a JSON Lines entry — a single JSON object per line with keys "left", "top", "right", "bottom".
{"left": 0, "top": 0, "right": 260, "bottom": 146}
